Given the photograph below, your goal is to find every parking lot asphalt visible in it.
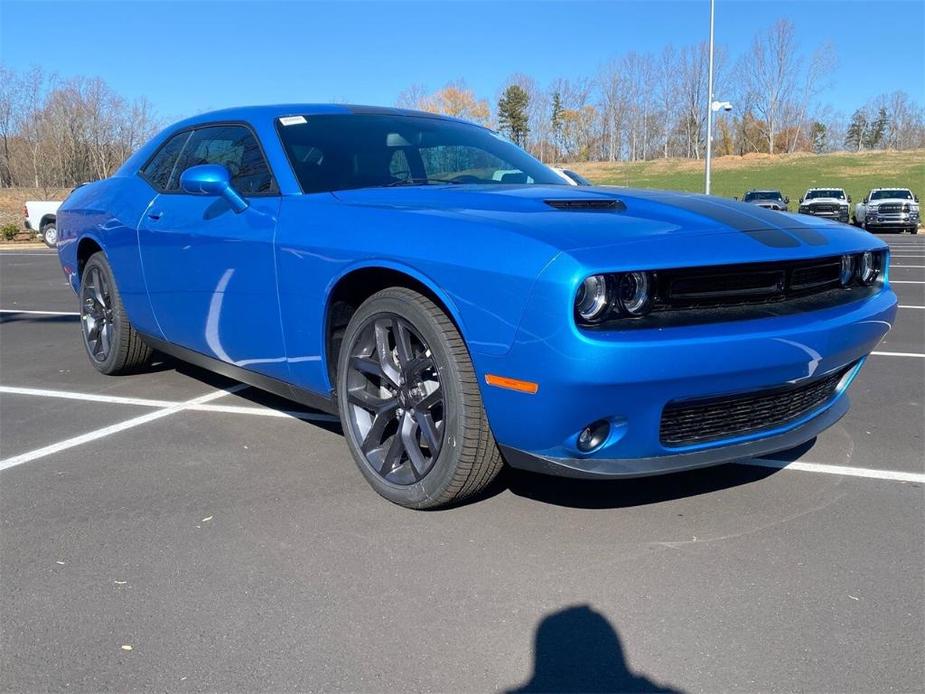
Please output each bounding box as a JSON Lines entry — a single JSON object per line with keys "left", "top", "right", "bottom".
{"left": 1, "top": 238, "right": 923, "bottom": 693}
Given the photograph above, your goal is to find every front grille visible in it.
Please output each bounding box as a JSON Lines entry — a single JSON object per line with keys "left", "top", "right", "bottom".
{"left": 657, "top": 256, "right": 844, "bottom": 310}
{"left": 810, "top": 204, "right": 836, "bottom": 214}
{"left": 877, "top": 203, "right": 904, "bottom": 214}
{"left": 660, "top": 365, "right": 852, "bottom": 446}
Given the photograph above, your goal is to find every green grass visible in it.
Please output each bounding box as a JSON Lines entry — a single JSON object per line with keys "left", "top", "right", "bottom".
{"left": 568, "top": 149, "right": 925, "bottom": 210}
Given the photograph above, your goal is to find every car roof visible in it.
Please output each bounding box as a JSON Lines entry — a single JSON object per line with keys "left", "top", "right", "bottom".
{"left": 805, "top": 187, "right": 846, "bottom": 190}
{"left": 170, "top": 104, "right": 479, "bottom": 130}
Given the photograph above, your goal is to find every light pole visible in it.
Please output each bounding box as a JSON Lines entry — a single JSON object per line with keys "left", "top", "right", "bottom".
{"left": 704, "top": 0, "right": 716, "bottom": 194}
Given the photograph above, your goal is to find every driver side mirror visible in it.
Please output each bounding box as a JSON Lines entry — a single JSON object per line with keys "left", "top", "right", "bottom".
{"left": 916, "top": 195, "right": 920, "bottom": 203}
{"left": 180, "top": 164, "right": 248, "bottom": 214}
{"left": 733, "top": 196, "right": 738, "bottom": 201}
{"left": 847, "top": 195, "right": 852, "bottom": 203}
{"left": 784, "top": 196, "right": 790, "bottom": 204}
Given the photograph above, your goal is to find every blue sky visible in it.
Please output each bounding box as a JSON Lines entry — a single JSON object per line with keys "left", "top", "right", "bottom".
{"left": 2, "top": 0, "right": 923, "bottom": 121}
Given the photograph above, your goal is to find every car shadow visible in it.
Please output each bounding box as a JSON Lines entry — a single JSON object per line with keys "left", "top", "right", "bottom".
{"left": 507, "top": 604, "right": 684, "bottom": 693}
{"left": 500, "top": 438, "right": 817, "bottom": 510}
{"left": 159, "top": 355, "right": 818, "bottom": 509}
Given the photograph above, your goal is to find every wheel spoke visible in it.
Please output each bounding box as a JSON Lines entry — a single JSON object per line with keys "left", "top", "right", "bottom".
{"left": 413, "top": 410, "right": 441, "bottom": 457}
{"left": 374, "top": 319, "right": 401, "bottom": 386}
{"left": 401, "top": 413, "right": 429, "bottom": 477}
{"left": 415, "top": 384, "right": 442, "bottom": 411}
{"left": 350, "top": 355, "right": 386, "bottom": 380}
{"left": 99, "top": 321, "right": 112, "bottom": 357}
{"left": 380, "top": 429, "right": 405, "bottom": 475}
{"left": 88, "top": 269, "right": 106, "bottom": 308}
{"left": 362, "top": 411, "right": 395, "bottom": 454}
{"left": 393, "top": 318, "right": 414, "bottom": 366}
{"left": 347, "top": 387, "right": 398, "bottom": 414}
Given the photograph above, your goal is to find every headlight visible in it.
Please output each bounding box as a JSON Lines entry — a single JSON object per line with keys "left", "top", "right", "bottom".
{"left": 858, "top": 251, "right": 880, "bottom": 285}
{"left": 575, "top": 275, "right": 609, "bottom": 322}
{"left": 840, "top": 255, "right": 855, "bottom": 286}
{"left": 616, "top": 271, "right": 652, "bottom": 316}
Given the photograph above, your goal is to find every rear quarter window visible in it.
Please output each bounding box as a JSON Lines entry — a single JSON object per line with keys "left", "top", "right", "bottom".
{"left": 140, "top": 132, "right": 191, "bottom": 191}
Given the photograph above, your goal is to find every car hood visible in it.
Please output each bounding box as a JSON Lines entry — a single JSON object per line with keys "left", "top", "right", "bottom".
{"left": 804, "top": 197, "right": 847, "bottom": 204}
{"left": 333, "top": 185, "right": 882, "bottom": 266}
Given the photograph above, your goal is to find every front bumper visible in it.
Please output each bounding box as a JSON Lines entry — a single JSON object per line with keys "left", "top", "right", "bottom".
{"left": 501, "top": 393, "right": 849, "bottom": 478}
{"left": 864, "top": 212, "right": 919, "bottom": 229}
{"left": 477, "top": 282, "right": 897, "bottom": 479}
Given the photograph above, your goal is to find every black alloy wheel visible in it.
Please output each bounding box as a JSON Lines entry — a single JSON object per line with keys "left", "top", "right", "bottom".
{"left": 336, "top": 287, "right": 503, "bottom": 509}
{"left": 344, "top": 314, "right": 445, "bottom": 485}
{"left": 79, "top": 252, "right": 152, "bottom": 374}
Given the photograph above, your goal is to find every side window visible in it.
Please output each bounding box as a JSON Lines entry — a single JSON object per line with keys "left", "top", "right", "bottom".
{"left": 170, "top": 125, "right": 275, "bottom": 195}
{"left": 140, "top": 131, "right": 190, "bottom": 191}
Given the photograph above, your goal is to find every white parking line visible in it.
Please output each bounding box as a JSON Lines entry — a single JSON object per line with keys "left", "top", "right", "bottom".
{"left": 0, "top": 253, "right": 58, "bottom": 257}
{"left": 0, "top": 385, "right": 339, "bottom": 422}
{"left": 0, "top": 384, "right": 248, "bottom": 472}
{"left": 871, "top": 351, "right": 925, "bottom": 358}
{"left": 890, "top": 281, "right": 925, "bottom": 284}
{"left": 745, "top": 459, "right": 925, "bottom": 484}
{"left": 0, "top": 309, "right": 78, "bottom": 316}
{"left": 891, "top": 265, "right": 925, "bottom": 268}
{"left": 899, "top": 305, "right": 925, "bottom": 309}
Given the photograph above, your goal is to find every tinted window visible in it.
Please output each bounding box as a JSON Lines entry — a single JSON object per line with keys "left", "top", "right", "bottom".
{"left": 805, "top": 189, "right": 845, "bottom": 200}
{"left": 744, "top": 191, "right": 782, "bottom": 201}
{"left": 171, "top": 125, "right": 275, "bottom": 194}
{"left": 871, "top": 189, "right": 912, "bottom": 200}
{"left": 276, "top": 113, "right": 562, "bottom": 194}
{"left": 141, "top": 131, "right": 190, "bottom": 191}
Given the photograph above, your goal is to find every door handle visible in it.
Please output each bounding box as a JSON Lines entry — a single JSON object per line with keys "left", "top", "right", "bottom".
{"left": 147, "top": 210, "right": 163, "bottom": 221}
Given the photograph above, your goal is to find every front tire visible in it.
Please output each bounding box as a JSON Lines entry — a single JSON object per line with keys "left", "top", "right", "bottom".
{"left": 336, "top": 287, "right": 503, "bottom": 509}
{"left": 79, "top": 252, "right": 152, "bottom": 375}
{"left": 42, "top": 224, "right": 57, "bottom": 247}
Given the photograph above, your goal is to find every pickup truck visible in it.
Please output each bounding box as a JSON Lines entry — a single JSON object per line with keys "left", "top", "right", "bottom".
{"left": 24, "top": 200, "right": 62, "bottom": 247}
{"left": 798, "top": 188, "right": 851, "bottom": 224}
{"left": 741, "top": 189, "right": 789, "bottom": 211}
{"left": 854, "top": 188, "right": 920, "bottom": 234}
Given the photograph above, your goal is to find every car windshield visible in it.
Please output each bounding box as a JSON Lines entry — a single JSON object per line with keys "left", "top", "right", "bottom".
{"left": 805, "top": 190, "right": 845, "bottom": 200}
{"left": 744, "top": 191, "right": 782, "bottom": 201}
{"left": 870, "top": 189, "right": 913, "bottom": 200}
{"left": 276, "top": 113, "right": 563, "bottom": 193}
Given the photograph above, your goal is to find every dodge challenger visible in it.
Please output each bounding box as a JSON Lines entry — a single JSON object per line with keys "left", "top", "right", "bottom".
{"left": 56, "top": 104, "right": 897, "bottom": 508}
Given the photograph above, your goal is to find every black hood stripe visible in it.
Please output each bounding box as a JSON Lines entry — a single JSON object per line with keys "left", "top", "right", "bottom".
{"left": 622, "top": 190, "right": 831, "bottom": 248}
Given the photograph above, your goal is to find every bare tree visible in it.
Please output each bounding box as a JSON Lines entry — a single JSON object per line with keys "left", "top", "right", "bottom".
{"left": 739, "top": 19, "right": 800, "bottom": 155}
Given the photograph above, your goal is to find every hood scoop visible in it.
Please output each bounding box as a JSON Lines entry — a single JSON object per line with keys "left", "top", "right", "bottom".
{"left": 545, "top": 198, "right": 626, "bottom": 211}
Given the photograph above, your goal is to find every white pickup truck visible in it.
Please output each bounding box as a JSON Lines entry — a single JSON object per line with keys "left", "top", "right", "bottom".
{"left": 24, "top": 200, "right": 62, "bottom": 247}
{"left": 854, "top": 188, "right": 920, "bottom": 234}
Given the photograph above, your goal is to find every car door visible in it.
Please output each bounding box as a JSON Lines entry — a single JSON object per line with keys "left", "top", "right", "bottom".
{"left": 138, "top": 123, "right": 289, "bottom": 381}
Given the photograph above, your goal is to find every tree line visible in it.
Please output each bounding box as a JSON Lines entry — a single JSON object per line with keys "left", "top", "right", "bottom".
{"left": 399, "top": 19, "right": 925, "bottom": 163}
{"left": 1, "top": 16, "right": 923, "bottom": 191}
{"left": 0, "top": 66, "right": 159, "bottom": 190}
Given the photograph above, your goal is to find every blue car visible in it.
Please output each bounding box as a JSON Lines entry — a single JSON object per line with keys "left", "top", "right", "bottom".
{"left": 56, "top": 104, "right": 897, "bottom": 508}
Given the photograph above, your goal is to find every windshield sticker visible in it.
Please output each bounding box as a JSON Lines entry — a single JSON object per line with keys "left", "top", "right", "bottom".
{"left": 279, "top": 116, "right": 307, "bottom": 126}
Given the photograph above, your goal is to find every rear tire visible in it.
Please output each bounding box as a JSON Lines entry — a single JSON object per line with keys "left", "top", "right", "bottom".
{"left": 79, "top": 252, "right": 152, "bottom": 375}
{"left": 336, "top": 287, "right": 503, "bottom": 509}
{"left": 41, "top": 224, "right": 57, "bottom": 247}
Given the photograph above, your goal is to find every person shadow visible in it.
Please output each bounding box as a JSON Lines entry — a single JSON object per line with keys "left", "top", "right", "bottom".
{"left": 507, "top": 605, "right": 684, "bottom": 693}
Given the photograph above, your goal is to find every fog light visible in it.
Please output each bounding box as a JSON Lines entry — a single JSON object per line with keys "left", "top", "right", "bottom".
{"left": 577, "top": 420, "right": 610, "bottom": 452}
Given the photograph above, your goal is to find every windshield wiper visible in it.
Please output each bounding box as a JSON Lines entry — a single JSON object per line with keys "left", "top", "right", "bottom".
{"left": 385, "top": 177, "right": 463, "bottom": 187}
